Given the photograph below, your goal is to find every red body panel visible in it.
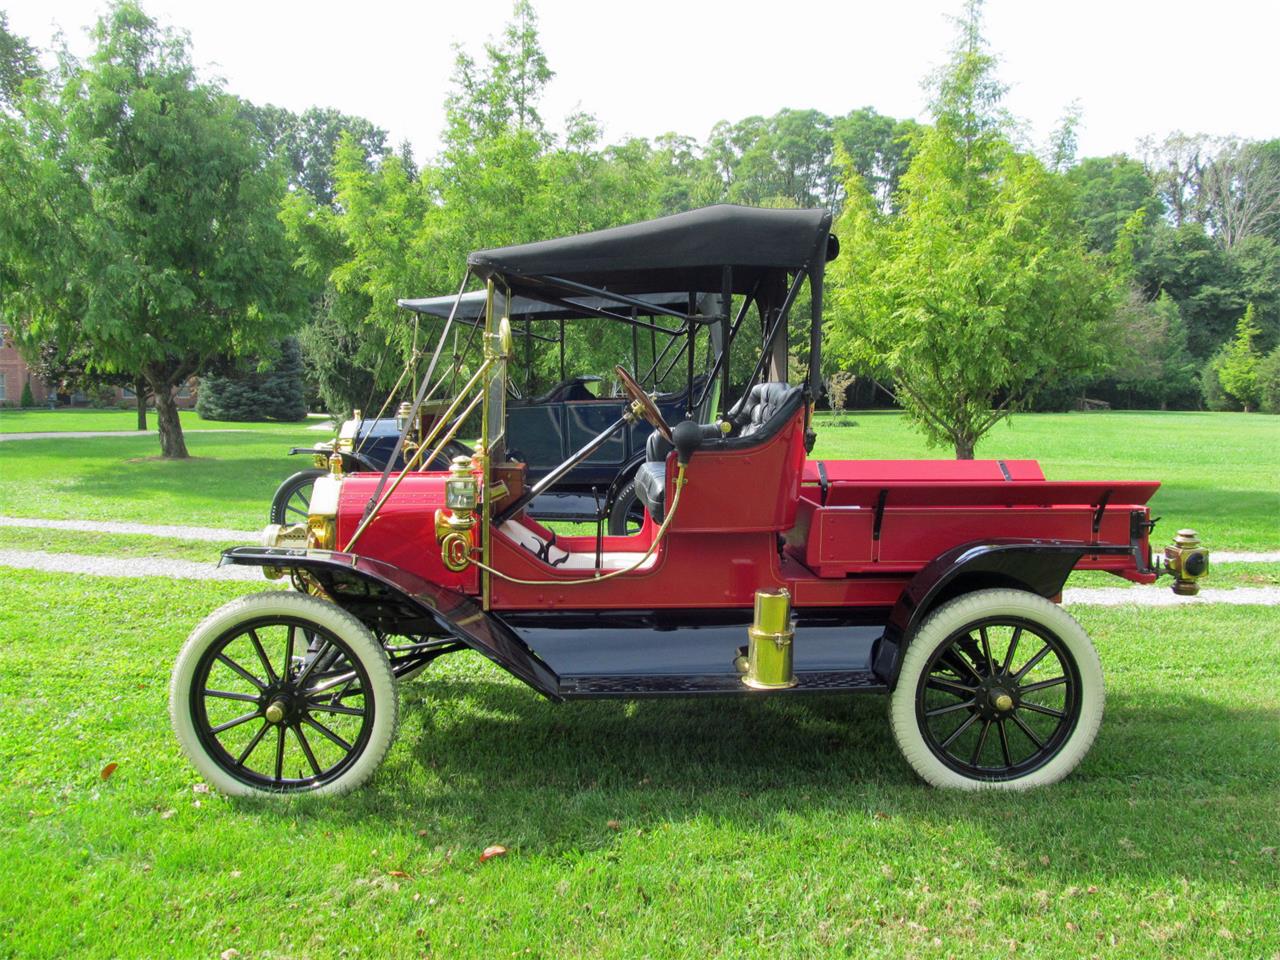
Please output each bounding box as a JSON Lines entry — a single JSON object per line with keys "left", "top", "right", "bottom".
{"left": 332, "top": 407, "right": 1159, "bottom": 613}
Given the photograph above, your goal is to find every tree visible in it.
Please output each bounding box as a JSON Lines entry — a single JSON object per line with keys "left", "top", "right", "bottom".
{"left": 1065, "top": 155, "right": 1163, "bottom": 252}
{"left": 826, "top": 1, "right": 1114, "bottom": 458}
{"left": 832, "top": 107, "right": 920, "bottom": 214}
{"left": 0, "top": 3, "right": 305, "bottom": 457}
{"left": 0, "top": 11, "right": 41, "bottom": 109}
{"left": 1197, "top": 139, "right": 1280, "bottom": 249}
{"left": 244, "top": 103, "right": 389, "bottom": 207}
{"left": 196, "top": 338, "right": 308, "bottom": 421}
{"left": 1217, "top": 304, "right": 1263, "bottom": 411}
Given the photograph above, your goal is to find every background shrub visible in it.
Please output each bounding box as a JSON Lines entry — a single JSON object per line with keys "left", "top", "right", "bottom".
{"left": 196, "top": 338, "right": 307, "bottom": 422}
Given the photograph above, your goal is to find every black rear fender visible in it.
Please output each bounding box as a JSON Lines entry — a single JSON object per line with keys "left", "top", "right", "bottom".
{"left": 220, "top": 547, "right": 561, "bottom": 700}
{"left": 873, "top": 539, "right": 1128, "bottom": 688}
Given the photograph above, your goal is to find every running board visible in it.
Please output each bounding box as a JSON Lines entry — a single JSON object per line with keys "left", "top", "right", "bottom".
{"left": 559, "top": 670, "right": 885, "bottom": 699}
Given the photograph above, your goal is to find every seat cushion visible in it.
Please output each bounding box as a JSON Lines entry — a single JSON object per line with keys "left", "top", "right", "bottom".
{"left": 633, "top": 461, "right": 667, "bottom": 522}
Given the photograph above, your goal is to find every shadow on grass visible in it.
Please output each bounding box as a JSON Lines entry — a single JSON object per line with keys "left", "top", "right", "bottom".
{"left": 275, "top": 662, "right": 1277, "bottom": 886}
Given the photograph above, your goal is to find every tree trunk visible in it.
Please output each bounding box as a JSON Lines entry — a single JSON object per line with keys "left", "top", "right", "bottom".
{"left": 134, "top": 377, "right": 148, "bottom": 431}
{"left": 955, "top": 436, "right": 976, "bottom": 460}
{"left": 152, "top": 385, "right": 189, "bottom": 459}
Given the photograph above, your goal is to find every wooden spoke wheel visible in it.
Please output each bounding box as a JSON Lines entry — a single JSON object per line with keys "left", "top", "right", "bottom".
{"left": 890, "top": 589, "right": 1103, "bottom": 790}
{"left": 170, "top": 593, "right": 398, "bottom": 797}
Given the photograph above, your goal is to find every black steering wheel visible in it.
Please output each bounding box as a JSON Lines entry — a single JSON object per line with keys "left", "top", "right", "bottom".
{"left": 615, "top": 365, "right": 673, "bottom": 443}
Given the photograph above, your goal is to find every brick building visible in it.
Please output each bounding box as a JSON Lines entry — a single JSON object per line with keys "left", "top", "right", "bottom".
{"left": 0, "top": 323, "right": 195, "bottom": 408}
{"left": 0, "top": 323, "right": 49, "bottom": 406}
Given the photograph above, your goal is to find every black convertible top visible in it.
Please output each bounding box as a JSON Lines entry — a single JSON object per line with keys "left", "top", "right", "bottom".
{"left": 467, "top": 204, "right": 836, "bottom": 294}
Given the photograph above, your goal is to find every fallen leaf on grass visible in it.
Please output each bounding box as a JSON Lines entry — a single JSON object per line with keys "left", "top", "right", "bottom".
{"left": 479, "top": 845, "right": 507, "bottom": 862}
{"left": 192, "top": 783, "right": 210, "bottom": 794}
{"left": 1039, "top": 855, "right": 1050, "bottom": 866}
{"left": 160, "top": 809, "right": 176, "bottom": 820}
{"left": 220, "top": 950, "right": 239, "bottom": 960}
{"left": 387, "top": 870, "right": 410, "bottom": 879}
{"left": 100, "top": 763, "right": 118, "bottom": 780}
{"left": 606, "top": 820, "right": 621, "bottom": 831}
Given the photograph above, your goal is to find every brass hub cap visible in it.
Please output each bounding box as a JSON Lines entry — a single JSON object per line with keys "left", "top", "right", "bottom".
{"left": 265, "top": 699, "right": 288, "bottom": 724}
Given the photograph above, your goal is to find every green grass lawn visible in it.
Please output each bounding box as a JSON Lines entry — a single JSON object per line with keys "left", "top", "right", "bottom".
{"left": 0, "top": 407, "right": 330, "bottom": 434}
{"left": 0, "top": 570, "right": 1275, "bottom": 959}
{"left": 0, "top": 428, "right": 319, "bottom": 530}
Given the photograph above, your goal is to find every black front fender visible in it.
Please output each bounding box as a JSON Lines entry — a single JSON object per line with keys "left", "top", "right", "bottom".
{"left": 220, "top": 547, "right": 561, "bottom": 700}
{"left": 872, "top": 539, "right": 1129, "bottom": 687}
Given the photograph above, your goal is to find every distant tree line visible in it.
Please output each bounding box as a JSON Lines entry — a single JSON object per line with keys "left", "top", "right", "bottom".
{"left": 0, "top": 0, "right": 1276, "bottom": 459}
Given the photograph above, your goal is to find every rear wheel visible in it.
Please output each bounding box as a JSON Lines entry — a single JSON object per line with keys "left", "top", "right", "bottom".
{"left": 889, "top": 589, "right": 1103, "bottom": 790}
{"left": 170, "top": 592, "right": 398, "bottom": 797}
{"left": 607, "top": 478, "right": 646, "bottom": 536}
{"left": 270, "top": 469, "right": 325, "bottom": 525}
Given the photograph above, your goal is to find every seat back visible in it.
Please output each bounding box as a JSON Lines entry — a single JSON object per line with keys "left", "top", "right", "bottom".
{"left": 737, "top": 382, "right": 794, "bottom": 438}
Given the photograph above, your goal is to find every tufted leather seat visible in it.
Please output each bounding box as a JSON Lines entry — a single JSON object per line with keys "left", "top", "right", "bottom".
{"left": 735, "top": 381, "right": 795, "bottom": 438}
{"left": 634, "top": 382, "right": 801, "bottom": 522}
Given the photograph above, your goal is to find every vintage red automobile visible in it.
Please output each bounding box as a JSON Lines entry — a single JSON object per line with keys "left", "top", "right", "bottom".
{"left": 169, "top": 205, "right": 1209, "bottom": 796}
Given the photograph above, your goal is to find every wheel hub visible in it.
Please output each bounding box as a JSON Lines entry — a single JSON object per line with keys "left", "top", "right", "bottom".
{"left": 264, "top": 699, "right": 289, "bottom": 724}
{"left": 975, "top": 675, "right": 1018, "bottom": 719}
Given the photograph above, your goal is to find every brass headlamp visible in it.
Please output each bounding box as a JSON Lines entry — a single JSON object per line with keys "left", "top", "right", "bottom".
{"left": 435, "top": 455, "right": 479, "bottom": 572}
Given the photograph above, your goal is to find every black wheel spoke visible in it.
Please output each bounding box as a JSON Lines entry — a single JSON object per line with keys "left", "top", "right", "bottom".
{"left": 204, "top": 688, "right": 259, "bottom": 703}
{"left": 926, "top": 676, "right": 976, "bottom": 698}
{"left": 247, "top": 629, "right": 278, "bottom": 685}
{"left": 978, "top": 626, "right": 995, "bottom": 674}
{"left": 1019, "top": 700, "right": 1066, "bottom": 719}
{"left": 273, "top": 726, "right": 286, "bottom": 782}
{"left": 286, "top": 504, "right": 307, "bottom": 518}
{"left": 925, "top": 698, "right": 976, "bottom": 718}
{"left": 997, "top": 719, "right": 1013, "bottom": 767}
{"left": 1013, "top": 643, "right": 1052, "bottom": 682}
{"left": 1001, "top": 626, "right": 1022, "bottom": 675}
{"left": 209, "top": 709, "right": 261, "bottom": 736}
{"left": 306, "top": 670, "right": 360, "bottom": 697}
{"left": 1019, "top": 676, "right": 1067, "bottom": 694}
{"left": 295, "top": 640, "right": 333, "bottom": 688}
{"left": 215, "top": 654, "right": 265, "bottom": 691}
{"left": 293, "top": 725, "right": 322, "bottom": 777}
{"left": 296, "top": 489, "right": 310, "bottom": 509}
{"left": 942, "top": 648, "right": 983, "bottom": 682}
{"left": 305, "top": 700, "right": 365, "bottom": 717}
{"left": 1010, "top": 712, "right": 1046, "bottom": 749}
{"left": 938, "top": 712, "right": 979, "bottom": 750}
{"left": 302, "top": 713, "right": 353, "bottom": 752}
{"left": 235, "top": 721, "right": 270, "bottom": 766}
{"left": 970, "top": 719, "right": 993, "bottom": 766}
{"left": 283, "top": 625, "right": 296, "bottom": 682}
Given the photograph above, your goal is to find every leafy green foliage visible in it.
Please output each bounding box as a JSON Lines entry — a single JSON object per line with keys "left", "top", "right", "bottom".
{"left": 1065, "top": 155, "right": 1163, "bottom": 252}
{"left": 1217, "top": 304, "right": 1264, "bottom": 411}
{"left": 0, "top": 10, "right": 41, "bottom": 108}
{"left": 1257, "top": 346, "right": 1280, "bottom": 414}
{"left": 195, "top": 338, "right": 307, "bottom": 422}
{"left": 827, "top": 3, "right": 1114, "bottom": 458}
{"left": 18, "top": 379, "right": 34, "bottom": 407}
{"left": 0, "top": 2, "right": 305, "bottom": 458}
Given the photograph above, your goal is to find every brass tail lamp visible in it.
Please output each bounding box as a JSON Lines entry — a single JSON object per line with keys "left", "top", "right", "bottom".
{"left": 1161, "top": 528, "right": 1209, "bottom": 596}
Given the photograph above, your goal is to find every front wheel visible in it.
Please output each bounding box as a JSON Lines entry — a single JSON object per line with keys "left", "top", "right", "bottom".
{"left": 170, "top": 592, "right": 399, "bottom": 797}
{"left": 270, "top": 468, "right": 326, "bottom": 525}
{"left": 889, "top": 588, "right": 1103, "bottom": 790}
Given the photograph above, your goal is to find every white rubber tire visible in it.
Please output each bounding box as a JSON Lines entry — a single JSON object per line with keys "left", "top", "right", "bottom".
{"left": 170, "top": 591, "right": 398, "bottom": 798}
{"left": 889, "top": 588, "right": 1104, "bottom": 791}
